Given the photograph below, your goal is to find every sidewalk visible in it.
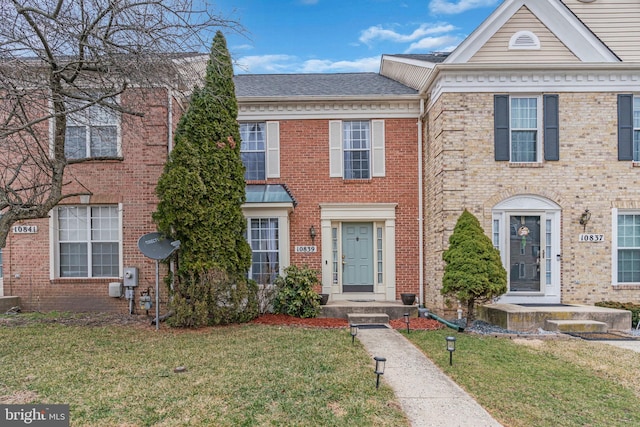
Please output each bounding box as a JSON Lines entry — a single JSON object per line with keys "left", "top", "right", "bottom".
{"left": 356, "top": 327, "right": 503, "bottom": 427}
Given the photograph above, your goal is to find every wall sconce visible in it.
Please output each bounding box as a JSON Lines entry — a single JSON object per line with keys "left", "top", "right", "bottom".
{"left": 373, "top": 356, "right": 386, "bottom": 389}
{"left": 403, "top": 313, "right": 410, "bottom": 333}
{"left": 579, "top": 209, "right": 591, "bottom": 232}
{"left": 446, "top": 336, "right": 457, "bottom": 366}
{"left": 350, "top": 324, "right": 358, "bottom": 344}
{"left": 309, "top": 225, "right": 317, "bottom": 244}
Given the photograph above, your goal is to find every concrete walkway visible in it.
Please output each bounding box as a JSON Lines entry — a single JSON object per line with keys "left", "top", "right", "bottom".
{"left": 356, "top": 327, "right": 502, "bottom": 427}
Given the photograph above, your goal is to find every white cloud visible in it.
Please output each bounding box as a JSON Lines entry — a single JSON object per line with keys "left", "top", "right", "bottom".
{"left": 359, "top": 23, "right": 456, "bottom": 46}
{"left": 404, "top": 35, "right": 460, "bottom": 53}
{"left": 429, "top": 0, "right": 499, "bottom": 15}
{"left": 299, "top": 57, "right": 381, "bottom": 73}
{"left": 234, "top": 54, "right": 298, "bottom": 74}
{"left": 234, "top": 54, "right": 381, "bottom": 74}
{"left": 231, "top": 44, "right": 253, "bottom": 51}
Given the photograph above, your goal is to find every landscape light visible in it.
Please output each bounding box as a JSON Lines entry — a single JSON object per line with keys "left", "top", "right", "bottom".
{"left": 373, "top": 356, "right": 386, "bottom": 389}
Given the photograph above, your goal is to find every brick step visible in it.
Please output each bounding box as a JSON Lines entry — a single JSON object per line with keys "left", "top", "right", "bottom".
{"left": 347, "top": 313, "right": 389, "bottom": 325}
{"left": 0, "top": 296, "right": 21, "bottom": 313}
{"left": 544, "top": 319, "right": 608, "bottom": 333}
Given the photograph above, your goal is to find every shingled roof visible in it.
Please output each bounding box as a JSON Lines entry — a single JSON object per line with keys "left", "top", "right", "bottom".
{"left": 234, "top": 73, "right": 417, "bottom": 98}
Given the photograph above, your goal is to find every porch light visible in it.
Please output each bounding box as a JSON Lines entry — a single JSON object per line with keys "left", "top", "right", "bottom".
{"left": 373, "top": 356, "right": 386, "bottom": 389}
{"left": 446, "top": 336, "right": 457, "bottom": 366}
{"left": 350, "top": 323, "right": 358, "bottom": 344}
{"left": 309, "top": 225, "right": 317, "bottom": 244}
{"left": 579, "top": 209, "right": 591, "bottom": 231}
{"left": 403, "top": 313, "right": 410, "bottom": 333}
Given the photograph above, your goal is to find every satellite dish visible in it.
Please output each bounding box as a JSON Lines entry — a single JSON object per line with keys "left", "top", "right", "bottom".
{"left": 137, "top": 232, "right": 180, "bottom": 260}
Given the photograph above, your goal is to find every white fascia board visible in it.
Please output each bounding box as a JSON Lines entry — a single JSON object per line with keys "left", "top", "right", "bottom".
{"left": 445, "top": 0, "right": 524, "bottom": 64}
{"left": 381, "top": 55, "right": 438, "bottom": 69}
{"left": 445, "top": 0, "right": 618, "bottom": 64}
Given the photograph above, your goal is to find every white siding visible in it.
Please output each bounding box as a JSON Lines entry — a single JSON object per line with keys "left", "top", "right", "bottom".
{"left": 469, "top": 6, "right": 579, "bottom": 63}
{"left": 563, "top": 0, "right": 640, "bottom": 62}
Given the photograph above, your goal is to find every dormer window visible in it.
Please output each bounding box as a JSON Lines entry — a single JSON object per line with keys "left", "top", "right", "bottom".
{"left": 509, "top": 31, "right": 540, "bottom": 50}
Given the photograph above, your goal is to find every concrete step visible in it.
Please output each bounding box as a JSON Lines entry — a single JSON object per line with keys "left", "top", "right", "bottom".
{"left": 545, "top": 319, "right": 608, "bottom": 333}
{"left": 347, "top": 313, "right": 389, "bottom": 325}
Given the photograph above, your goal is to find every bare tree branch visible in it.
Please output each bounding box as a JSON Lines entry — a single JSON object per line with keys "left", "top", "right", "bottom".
{"left": 0, "top": 0, "right": 242, "bottom": 247}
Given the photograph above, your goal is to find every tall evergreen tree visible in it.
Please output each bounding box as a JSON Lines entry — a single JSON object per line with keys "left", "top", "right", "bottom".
{"left": 154, "top": 31, "right": 254, "bottom": 326}
{"left": 442, "top": 210, "right": 507, "bottom": 322}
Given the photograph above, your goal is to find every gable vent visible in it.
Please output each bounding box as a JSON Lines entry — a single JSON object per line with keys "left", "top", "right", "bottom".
{"left": 509, "top": 31, "right": 540, "bottom": 50}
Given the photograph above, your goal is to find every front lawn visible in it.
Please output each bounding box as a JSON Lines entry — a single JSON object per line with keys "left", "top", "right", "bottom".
{"left": 0, "top": 317, "right": 407, "bottom": 427}
{"left": 405, "top": 329, "right": 640, "bottom": 427}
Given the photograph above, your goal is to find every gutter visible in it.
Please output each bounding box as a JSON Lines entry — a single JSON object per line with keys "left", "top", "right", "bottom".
{"left": 417, "top": 98, "right": 425, "bottom": 307}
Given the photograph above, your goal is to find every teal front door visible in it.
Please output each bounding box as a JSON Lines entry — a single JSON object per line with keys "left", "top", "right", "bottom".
{"left": 342, "top": 223, "right": 374, "bottom": 292}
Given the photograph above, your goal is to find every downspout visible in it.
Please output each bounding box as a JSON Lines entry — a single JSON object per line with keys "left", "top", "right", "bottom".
{"left": 166, "top": 87, "right": 175, "bottom": 290}
{"left": 418, "top": 98, "right": 426, "bottom": 307}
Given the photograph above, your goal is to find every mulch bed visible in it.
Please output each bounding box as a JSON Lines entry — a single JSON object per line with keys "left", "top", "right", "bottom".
{"left": 252, "top": 313, "right": 444, "bottom": 331}
{"left": 0, "top": 312, "right": 444, "bottom": 331}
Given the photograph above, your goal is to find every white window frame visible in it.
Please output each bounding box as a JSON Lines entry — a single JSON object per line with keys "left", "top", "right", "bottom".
{"left": 510, "top": 95, "right": 542, "bottom": 163}
{"left": 612, "top": 208, "right": 640, "bottom": 285}
{"left": 63, "top": 96, "right": 122, "bottom": 160}
{"left": 247, "top": 217, "right": 280, "bottom": 285}
{"left": 239, "top": 121, "right": 280, "bottom": 180}
{"left": 329, "top": 120, "right": 385, "bottom": 178}
{"left": 50, "top": 204, "right": 123, "bottom": 279}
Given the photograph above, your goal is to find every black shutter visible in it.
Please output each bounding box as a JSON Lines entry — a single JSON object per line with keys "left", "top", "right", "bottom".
{"left": 543, "top": 94, "right": 559, "bottom": 161}
{"left": 618, "top": 94, "right": 634, "bottom": 161}
{"left": 494, "top": 95, "right": 510, "bottom": 161}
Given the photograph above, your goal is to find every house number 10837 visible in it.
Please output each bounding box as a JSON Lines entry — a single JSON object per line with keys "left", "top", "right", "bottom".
{"left": 578, "top": 234, "right": 604, "bottom": 242}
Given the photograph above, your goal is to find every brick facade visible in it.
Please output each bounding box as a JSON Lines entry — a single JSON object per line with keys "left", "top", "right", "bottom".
{"left": 423, "top": 90, "right": 640, "bottom": 313}
{"left": 3, "top": 88, "right": 179, "bottom": 313}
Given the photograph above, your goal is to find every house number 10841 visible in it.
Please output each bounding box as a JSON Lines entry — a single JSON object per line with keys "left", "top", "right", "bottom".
{"left": 13, "top": 225, "right": 38, "bottom": 234}
{"left": 578, "top": 234, "right": 604, "bottom": 242}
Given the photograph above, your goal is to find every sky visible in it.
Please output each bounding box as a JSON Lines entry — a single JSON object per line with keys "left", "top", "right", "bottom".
{"left": 212, "top": 0, "right": 501, "bottom": 74}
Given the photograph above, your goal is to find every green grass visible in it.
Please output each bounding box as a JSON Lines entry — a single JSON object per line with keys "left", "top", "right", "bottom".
{"left": 404, "top": 329, "right": 640, "bottom": 427}
{"left": 0, "top": 320, "right": 408, "bottom": 427}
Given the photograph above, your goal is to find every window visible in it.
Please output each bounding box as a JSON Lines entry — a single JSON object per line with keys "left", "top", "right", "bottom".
{"left": 240, "top": 122, "right": 266, "bottom": 180}
{"left": 249, "top": 218, "right": 279, "bottom": 285}
{"left": 239, "top": 121, "right": 280, "bottom": 180}
{"left": 65, "top": 99, "right": 119, "bottom": 159}
{"left": 329, "top": 120, "right": 385, "bottom": 178}
{"left": 616, "top": 213, "right": 640, "bottom": 283}
{"left": 343, "top": 121, "right": 370, "bottom": 179}
{"left": 510, "top": 97, "right": 539, "bottom": 162}
{"left": 57, "top": 206, "right": 120, "bottom": 278}
{"left": 494, "top": 95, "right": 559, "bottom": 162}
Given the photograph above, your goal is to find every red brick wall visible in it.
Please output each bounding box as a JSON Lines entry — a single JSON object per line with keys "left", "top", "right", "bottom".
{"left": 4, "top": 88, "right": 178, "bottom": 313}
{"left": 258, "top": 118, "right": 420, "bottom": 298}
{"left": 5, "top": 102, "right": 420, "bottom": 312}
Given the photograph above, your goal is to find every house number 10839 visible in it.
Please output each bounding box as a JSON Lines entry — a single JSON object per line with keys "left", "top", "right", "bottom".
{"left": 578, "top": 234, "right": 604, "bottom": 242}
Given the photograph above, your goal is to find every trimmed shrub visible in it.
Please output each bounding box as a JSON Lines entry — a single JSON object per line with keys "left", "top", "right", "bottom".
{"left": 273, "top": 265, "right": 321, "bottom": 318}
{"left": 442, "top": 209, "right": 507, "bottom": 322}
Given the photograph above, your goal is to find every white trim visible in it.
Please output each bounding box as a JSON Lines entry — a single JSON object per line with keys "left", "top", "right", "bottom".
{"left": 427, "top": 66, "right": 640, "bottom": 106}
{"left": 611, "top": 208, "right": 640, "bottom": 287}
{"left": 493, "top": 196, "right": 561, "bottom": 304}
{"left": 319, "top": 203, "right": 397, "bottom": 301}
{"left": 238, "top": 100, "right": 419, "bottom": 121}
{"left": 241, "top": 206, "right": 292, "bottom": 279}
{"left": 444, "top": 0, "right": 617, "bottom": 64}
{"left": 509, "top": 95, "right": 543, "bottom": 163}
